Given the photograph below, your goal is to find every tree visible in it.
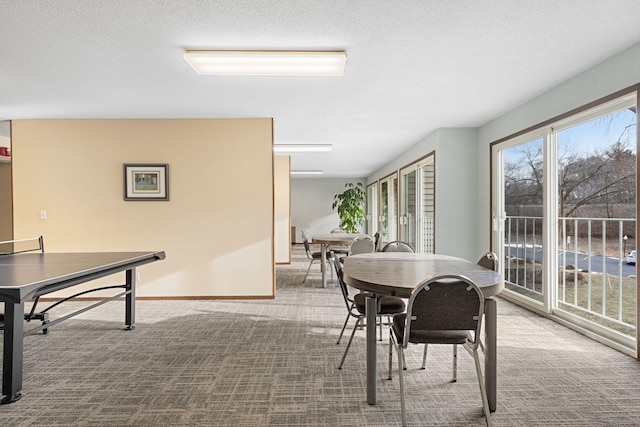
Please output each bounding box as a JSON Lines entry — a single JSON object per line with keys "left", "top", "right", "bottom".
{"left": 505, "top": 132, "right": 636, "bottom": 220}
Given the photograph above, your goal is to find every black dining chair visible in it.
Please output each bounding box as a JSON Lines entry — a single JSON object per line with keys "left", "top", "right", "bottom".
{"left": 373, "top": 231, "right": 380, "bottom": 251}
{"left": 300, "top": 231, "right": 331, "bottom": 283}
{"left": 328, "top": 227, "right": 350, "bottom": 255}
{"left": 347, "top": 234, "right": 375, "bottom": 256}
{"left": 415, "top": 251, "right": 498, "bottom": 367}
{"left": 389, "top": 274, "right": 491, "bottom": 426}
{"left": 477, "top": 251, "right": 499, "bottom": 272}
{"left": 331, "top": 251, "right": 406, "bottom": 370}
{"left": 381, "top": 240, "right": 415, "bottom": 253}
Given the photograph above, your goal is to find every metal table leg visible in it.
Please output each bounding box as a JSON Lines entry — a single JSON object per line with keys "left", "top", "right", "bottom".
{"left": 485, "top": 297, "right": 497, "bottom": 412}
{"left": 366, "top": 295, "right": 377, "bottom": 405}
{"left": 2, "top": 301, "right": 25, "bottom": 404}
{"left": 320, "top": 244, "right": 328, "bottom": 288}
{"left": 125, "top": 268, "right": 136, "bottom": 330}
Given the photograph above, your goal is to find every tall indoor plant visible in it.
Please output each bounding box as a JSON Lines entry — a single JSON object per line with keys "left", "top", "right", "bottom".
{"left": 332, "top": 182, "right": 366, "bottom": 233}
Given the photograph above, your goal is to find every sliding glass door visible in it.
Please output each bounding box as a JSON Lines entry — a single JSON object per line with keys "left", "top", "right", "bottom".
{"left": 379, "top": 173, "right": 398, "bottom": 247}
{"left": 366, "top": 182, "right": 378, "bottom": 235}
{"left": 493, "top": 92, "right": 637, "bottom": 349}
{"left": 496, "top": 133, "right": 546, "bottom": 305}
{"left": 400, "top": 154, "right": 435, "bottom": 253}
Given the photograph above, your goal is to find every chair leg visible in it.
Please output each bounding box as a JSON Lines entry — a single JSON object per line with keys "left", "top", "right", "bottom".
{"left": 388, "top": 329, "right": 407, "bottom": 376}
{"left": 472, "top": 349, "right": 492, "bottom": 427}
{"left": 378, "top": 315, "right": 382, "bottom": 341}
{"left": 388, "top": 328, "right": 393, "bottom": 380}
{"left": 337, "top": 313, "right": 351, "bottom": 345}
{"left": 327, "top": 257, "right": 334, "bottom": 282}
{"left": 303, "top": 259, "right": 315, "bottom": 283}
{"left": 397, "top": 344, "right": 407, "bottom": 426}
{"left": 421, "top": 344, "right": 428, "bottom": 369}
{"left": 402, "top": 348, "right": 407, "bottom": 370}
{"left": 452, "top": 344, "right": 458, "bottom": 382}
{"left": 338, "top": 317, "right": 362, "bottom": 369}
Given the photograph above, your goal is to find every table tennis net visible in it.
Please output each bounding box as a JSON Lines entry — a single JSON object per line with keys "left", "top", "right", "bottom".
{"left": 0, "top": 236, "right": 44, "bottom": 256}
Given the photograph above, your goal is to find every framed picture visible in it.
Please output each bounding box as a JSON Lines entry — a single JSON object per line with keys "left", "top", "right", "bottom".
{"left": 123, "top": 163, "right": 169, "bottom": 201}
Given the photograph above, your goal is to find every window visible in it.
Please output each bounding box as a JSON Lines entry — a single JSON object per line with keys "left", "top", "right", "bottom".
{"left": 492, "top": 90, "right": 638, "bottom": 352}
{"left": 379, "top": 173, "right": 398, "bottom": 246}
{"left": 366, "top": 182, "right": 378, "bottom": 235}
{"left": 400, "top": 154, "right": 435, "bottom": 253}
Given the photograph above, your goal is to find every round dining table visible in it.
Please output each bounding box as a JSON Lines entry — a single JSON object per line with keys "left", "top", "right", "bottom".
{"left": 311, "top": 233, "right": 360, "bottom": 287}
{"left": 343, "top": 252, "right": 503, "bottom": 410}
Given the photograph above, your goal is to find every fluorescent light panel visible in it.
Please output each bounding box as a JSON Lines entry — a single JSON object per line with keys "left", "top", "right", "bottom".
{"left": 290, "top": 170, "right": 323, "bottom": 175}
{"left": 274, "top": 144, "right": 332, "bottom": 153}
{"left": 184, "top": 50, "right": 347, "bottom": 76}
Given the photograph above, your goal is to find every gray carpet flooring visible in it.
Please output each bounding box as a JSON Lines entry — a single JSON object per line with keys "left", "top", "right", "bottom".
{"left": 1, "top": 245, "right": 640, "bottom": 426}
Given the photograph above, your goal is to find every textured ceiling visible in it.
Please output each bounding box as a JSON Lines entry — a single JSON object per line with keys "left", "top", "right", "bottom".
{"left": 1, "top": 0, "right": 640, "bottom": 177}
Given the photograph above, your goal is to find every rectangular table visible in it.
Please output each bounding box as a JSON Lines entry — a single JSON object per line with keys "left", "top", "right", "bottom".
{"left": 311, "top": 233, "right": 360, "bottom": 287}
{"left": 0, "top": 250, "right": 165, "bottom": 404}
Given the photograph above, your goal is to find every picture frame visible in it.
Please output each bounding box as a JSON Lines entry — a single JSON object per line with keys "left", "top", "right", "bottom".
{"left": 123, "top": 163, "right": 169, "bottom": 201}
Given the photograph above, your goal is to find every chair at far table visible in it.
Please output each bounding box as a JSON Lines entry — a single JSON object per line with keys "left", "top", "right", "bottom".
{"left": 373, "top": 231, "right": 381, "bottom": 251}
{"left": 301, "top": 231, "right": 331, "bottom": 283}
{"left": 337, "top": 234, "right": 375, "bottom": 264}
{"left": 477, "top": 251, "right": 499, "bottom": 272}
{"left": 347, "top": 234, "right": 375, "bottom": 256}
{"left": 331, "top": 251, "right": 406, "bottom": 370}
{"left": 328, "top": 227, "right": 349, "bottom": 255}
{"left": 343, "top": 234, "right": 383, "bottom": 336}
{"left": 390, "top": 274, "right": 491, "bottom": 427}
{"left": 381, "top": 240, "right": 415, "bottom": 253}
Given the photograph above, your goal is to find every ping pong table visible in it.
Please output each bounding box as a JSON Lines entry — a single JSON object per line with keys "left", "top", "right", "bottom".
{"left": 0, "top": 237, "right": 165, "bottom": 404}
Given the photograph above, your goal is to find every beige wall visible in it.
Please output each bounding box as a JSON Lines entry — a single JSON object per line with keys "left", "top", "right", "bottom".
{"left": 11, "top": 119, "right": 274, "bottom": 298}
{"left": 274, "top": 156, "right": 291, "bottom": 264}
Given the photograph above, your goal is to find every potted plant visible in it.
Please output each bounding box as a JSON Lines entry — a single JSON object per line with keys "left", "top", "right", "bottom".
{"left": 332, "top": 182, "right": 366, "bottom": 233}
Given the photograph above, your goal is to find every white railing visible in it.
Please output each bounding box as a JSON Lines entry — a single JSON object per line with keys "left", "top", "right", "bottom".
{"left": 504, "top": 216, "right": 636, "bottom": 334}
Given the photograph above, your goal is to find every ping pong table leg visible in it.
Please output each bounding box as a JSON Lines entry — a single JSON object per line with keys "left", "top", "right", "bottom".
{"left": 2, "top": 301, "right": 24, "bottom": 404}
{"left": 125, "top": 268, "right": 135, "bottom": 330}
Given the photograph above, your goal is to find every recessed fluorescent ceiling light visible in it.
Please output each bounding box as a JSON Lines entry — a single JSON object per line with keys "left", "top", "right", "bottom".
{"left": 183, "top": 50, "right": 347, "bottom": 76}
{"left": 290, "top": 170, "right": 323, "bottom": 175}
{"left": 274, "top": 144, "right": 333, "bottom": 153}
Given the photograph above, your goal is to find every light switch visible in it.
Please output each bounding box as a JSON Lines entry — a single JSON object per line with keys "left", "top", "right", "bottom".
{"left": 40, "top": 210, "right": 47, "bottom": 220}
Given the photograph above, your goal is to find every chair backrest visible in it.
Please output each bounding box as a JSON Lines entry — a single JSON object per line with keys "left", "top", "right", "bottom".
{"left": 373, "top": 231, "right": 380, "bottom": 251}
{"left": 403, "top": 274, "right": 484, "bottom": 349}
{"left": 477, "top": 251, "right": 499, "bottom": 272}
{"left": 330, "top": 251, "right": 353, "bottom": 309}
{"left": 300, "top": 231, "right": 312, "bottom": 257}
{"left": 348, "top": 235, "right": 375, "bottom": 256}
{"left": 330, "top": 228, "right": 345, "bottom": 233}
{"left": 381, "top": 240, "right": 415, "bottom": 253}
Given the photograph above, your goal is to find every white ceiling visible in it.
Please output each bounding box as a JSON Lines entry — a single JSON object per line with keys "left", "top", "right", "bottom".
{"left": 1, "top": 0, "right": 640, "bottom": 177}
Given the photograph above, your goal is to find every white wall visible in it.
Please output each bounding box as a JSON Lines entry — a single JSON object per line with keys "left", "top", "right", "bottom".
{"left": 0, "top": 121, "right": 10, "bottom": 138}
{"left": 291, "top": 177, "right": 366, "bottom": 242}
{"left": 433, "top": 129, "right": 480, "bottom": 259}
{"left": 367, "top": 128, "right": 479, "bottom": 260}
